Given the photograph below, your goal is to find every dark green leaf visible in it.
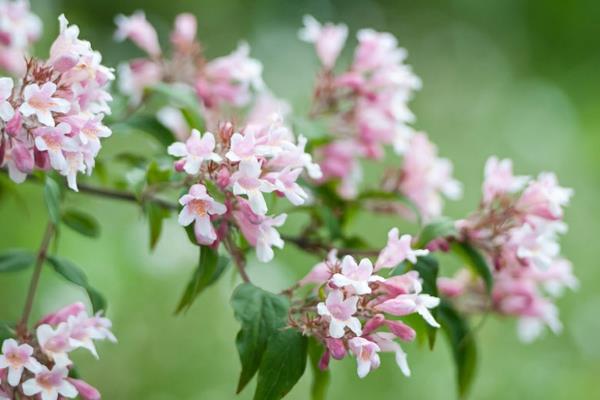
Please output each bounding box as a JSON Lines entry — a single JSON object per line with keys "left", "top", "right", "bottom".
{"left": 317, "top": 206, "right": 341, "bottom": 240}
{"left": 0, "top": 249, "right": 35, "bottom": 272}
{"left": 451, "top": 242, "right": 493, "bottom": 294}
{"left": 47, "top": 256, "right": 107, "bottom": 313}
{"left": 416, "top": 217, "right": 457, "bottom": 248}
{"left": 146, "top": 203, "right": 170, "bottom": 250}
{"left": 112, "top": 114, "right": 176, "bottom": 147}
{"left": 0, "top": 321, "right": 15, "bottom": 341}
{"left": 254, "top": 329, "right": 308, "bottom": 400}
{"left": 438, "top": 301, "right": 478, "bottom": 399}
{"left": 146, "top": 161, "right": 172, "bottom": 185}
{"left": 44, "top": 176, "right": 61, "bottom": 224}
{"left": 308, "top": 338, "right": 329, "bottom": 400}
{"left": 231, "top": 283, "right": 290, "bottom": 393}
{"left": 62, "top": 209, "right": 100, "bottom": 238}
{"left": 175, "top": 246, "right": 228, "bottom": 314}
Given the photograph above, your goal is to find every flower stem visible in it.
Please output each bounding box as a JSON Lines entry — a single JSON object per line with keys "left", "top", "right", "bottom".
{"left": 223, "top": 234, "right": 250, "bottom": 283}
{"left": 17, "top": 222, "right": 55, "bottom": 337}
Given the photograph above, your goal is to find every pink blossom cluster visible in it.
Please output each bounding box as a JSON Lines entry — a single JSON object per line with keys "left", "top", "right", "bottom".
{"left": 0, "top": 15, "right": 114, "bottom": 191}
{"left": 299, "top": 16, "right": 461, "bottom": 216}
{"left": 169, "top": 115, "right": 322, "bottom": 262}
{"left": 0, "top": 303, "right": 115, "bottom": 400}
{"left": 438, "top": 157, "right": 576, "bottom": 341}
{"left": 292, "top": 228, "right": 437, "bottom": 378}
{"left": 115, "top": 12, "right": 269, "bottom": 127}
{"left": 0, "top": 0, "right": 42, "bottom": 75}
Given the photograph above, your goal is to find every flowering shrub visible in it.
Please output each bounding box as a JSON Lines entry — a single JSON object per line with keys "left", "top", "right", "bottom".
{"left": 0, "top": 5, "right": 576, "bottom": 400}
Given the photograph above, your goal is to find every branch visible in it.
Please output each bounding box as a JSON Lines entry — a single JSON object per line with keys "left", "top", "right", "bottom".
{"left": 223, "top": 234, "right": 251, "bottom": 283}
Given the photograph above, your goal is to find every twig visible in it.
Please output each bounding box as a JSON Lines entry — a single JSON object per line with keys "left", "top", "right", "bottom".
{"left": 282, "top": 235, "right": 380, "bottom": 257}
{"left": 17, "top": 222, "right": 55, "bottom": 337}
{"left": 223, "top": 234, "right": 250, "bottom": 283}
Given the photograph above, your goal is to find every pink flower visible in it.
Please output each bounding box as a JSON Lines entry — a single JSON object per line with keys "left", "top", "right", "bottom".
{"left": 38, "top": 302, "right": 87, "bottom": 326}
{"left": 226, "top": 131, "right": 258, "bottom": 162}
{"left": 36, "top": 323, "right": 73, "bottom": 367}
{"left": 516, "top": 172, "right": 573, "bottom": 221}
{"left": 114, "top": 11, "right": 161, "bottom": 56}
{"left": 19, "top": 82, "right": 70, "bottom": 127}
{"left": 325, "top": 338, "right": 346, "bottom": 360}
{"left": 299, "top": 250, "right": 337, "bottom": 286}
{"left": 0, "top": 77, "right": 14, "bottom": 122}
{"left": 33, "top": 123, "right": 75, "bottom": 170}
{"left": 48, "top": 15, "right": 92, "bottom": 72}
{"left": 168, "top": 129, "right": 222, "bottom": 175}
{"left": 67, "top": 379, "right": 100, "bottom": 400}
{"left": 385, "top": 320, "right": 416, "bottom": 342}
{"left": 22, "top": 365, "right": 77, "bottom": 400}
{"left": 317, "top": 290, "right": 362, "bottom": 338}
{"left": 118, "top": 59, "right": 162, "bottom": 105}
{"left": 509, "top": 223, "right": 560, "bottom": 269}
{"left": 482, "top": 156, "right": 529, "bottom": 203}
{"left": 298, "top": 15, "right": 348, "bottom": 69}
{"left": 267, "top": 135, "right": 323, "bottom": 180}
{"left": 0, "top": 0, "right": 42, "bottom": 48}
{"left": 353, "top": 29, "right": 407, "bottom": 72}
{"left": 371, "top": 332, "right": 411, "bottom": 377}
{"left": 0, "top": 339, "right": 41, "bottom": 386}
{"left": 231, "top": 158, "right": 275, "bottom": 215}
{"left": 380, "top": 271, "right": 422, "bottom": 297}
{"left": 375, "top": 228, "right": 429, "bottom": 270}
{"left": 348, "top": 337, "right": 380, "bottom": 378}
{"left": 3, "top": 141, "right": 33, "bottom": 183}
{"left": 376, "top": 292, "right": 440, "bottom": 327}
{"left": 178, "top": 184, "right": 227, "bottom": 245}
{"left": 171, "top": 13, "right": 197, "bottom": 48}
{"left": 266, "top": 167, "right": 308, "bottom": 206}
{"left": 331, "top": 255, "right": 383, "bottom": 295}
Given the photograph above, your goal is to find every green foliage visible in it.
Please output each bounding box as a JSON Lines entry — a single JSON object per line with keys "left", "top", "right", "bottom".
{"left": 438, "top": 301, "right": 478, "bottom": 399}
{"left": 450, "top": 242, "right": 493, "bottom": 294}
{"left": 231, "top": 283, "right": 290, "bottom": 394}
{"left": 146, "top": 83, "right": 205, "bottom": 131}
{"left": 308, "top": 338, "right": 330, "bottom": 400}
{"left": 175, "top": 246, "right": 229, "bottom": 314}
{"left": 0, "top": 249, "right": 36, "bottom": 272}
{"left": 146, "top": 202, "right": 171, "bottom": 250}
{"left": 253, "top": 329, "right": 308, "bottom": 400}
{"left": 62, "top": 209, "right": 101, "bottom": 238}
{"left": 46, "top": 255, "right": 107, "bottom": 313}
{"left": 44, "top": 176, "right": 62, "bottom": 225}
{"left": 112, "top": 114, "right": 176, "bottom": 147}
{"left": 416, "top": 217, "right": 457, "bottom": 248}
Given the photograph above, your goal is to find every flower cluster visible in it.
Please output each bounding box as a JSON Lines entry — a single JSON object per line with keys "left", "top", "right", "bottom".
{"left": 0, "top": 303, "right": 115, "bottom": 400}
{"left": 115, "top": 12, "right": 270, "bottom": 128}
{"left": 438, "top": 157, "right": 576, "bottom": 341}
{"left": 299, "top": 16, "right": 461, "bottom": 217}
{"left": 291, "top": 228, "right": 437, "bottom": 378}
{"left": 170, "top": 115, "right": 322, "bottom": 262}
{"left": 0, "top": 14, "right": 114, "bottom": 191}
{"left": 0, "top": 0, "right": 42, "bottom": 75}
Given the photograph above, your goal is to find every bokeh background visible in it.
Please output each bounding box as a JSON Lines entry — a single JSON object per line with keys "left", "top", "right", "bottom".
{"left": 1, "top": 0, "right": 599, "bottom": 398}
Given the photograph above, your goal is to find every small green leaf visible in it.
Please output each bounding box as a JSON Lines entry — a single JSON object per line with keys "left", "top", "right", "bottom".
{"left": 44, "top": 176, "right": 61, "bottom": 224}
{"left": 231, "top": 283, "right": 290, "bottom": 394}
{"left": 254, "top": 329, "right": 308, "bottom": 400}
{"left": 451, "top": 242, "right": 493, "bottom": 294}
{"left": 112, "top": 114, "right": 176, "bottom": 147}
{"left": 308, "top": 338, "right": 329, "bottom": 400}
{"left": 0, "top": 249, "right": 36, "bottom": 272}
{"left": 47, "top": 256, "right": 107, "bottom": 313}
{"left": 62, "top": 209, "right": 100, "bottom": 238}
{"left": 146, "top": 160, "right": 172, "bottom": 186}
{"left": 0, "top": 321, "right": 15, "bottom": 341}
{"left": 317, "top": 206, "right": 341, "bottom": 240}
{"left": 146, "top": 203, "right": 170, "bottom": 250}
{"left": 438, "top": 301, "right": 478, "bottom": 399}
{"left": 416, "top": 217, "right": 457, "bottom": 248}
{"left": 175, "top": 246, "right": 228, "bottom": 314}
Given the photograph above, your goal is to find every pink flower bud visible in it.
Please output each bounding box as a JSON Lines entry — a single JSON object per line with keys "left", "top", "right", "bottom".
{"left": 385, "top": 320, "right": 416, "bottom": 342}
{"left": 362, "top": 314, "right": 385, "bottom": 335}
{"left": 5, "top": 112, "right": 22, "bottom": 136}
{"left": 318, "top": 348, "right": 330, "bottom": 371}
{"left": 174, "top": 159, "right": 186, "bottom": 172}
{"left": 12, "top": 143, "right": 34, "bottom": 173}
{"left": 68, "top": 378, "right": 101, "bottom": 400}
{"left": 33, "top": 148, "right": 50, "bottom": 170}
{"left": 38, "top": 302, "right": 86, "bottom": 326}
{"left": 171, "top": 13, "right": 197, "bottom": 47}
{"left": 216, "top": 167, "right": 231, "bottom": 189}
{"left": 325, "top": 338, "right": 346, "bottom": 360}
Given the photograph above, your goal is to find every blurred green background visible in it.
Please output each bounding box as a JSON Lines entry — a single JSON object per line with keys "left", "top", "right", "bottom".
{"left": 1, "top": 0, "right": 599, "bottom": 398}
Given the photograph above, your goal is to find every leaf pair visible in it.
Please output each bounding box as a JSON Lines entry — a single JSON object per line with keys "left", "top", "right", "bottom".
{"left": 231, "top": 283, "right": 308, "bottom": 400}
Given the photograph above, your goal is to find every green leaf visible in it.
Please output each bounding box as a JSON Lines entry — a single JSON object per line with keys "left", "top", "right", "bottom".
{"left": 146, "top": 202, "right": 170, "bottom": 250}
{"left": 317, "top": 206, "right": 341, "bottom": 240}
{"left": 175, "top": 246, "right": 228, "bottom": 314}
{"left": 308, "top": 338, "right": 329, "bottom": 400}
{"left": 438, "top": 301, "right": 478, "bottom": 399}
{"left": 112, "top": 114, "right": 176, "bottom": 147}
{"left": 147, "top": 83, "right": 205, "bottom": 131}
{"left": 254, "top": 329, "right": 308, "bottom": 400}
{"left": 146, "top": 160, "right": 172, "bottom": 186}
{"left": 411, "top": 255, "right": 440, "bottom": 349}
{"left": 47, "top": 256, "right": 107, "bottom": 313}
{"left": 0, "top": 321, "right": 15, "bottom": 342}
{"left": 62, "top": 209, "right": 100, "bottom": 238}
{"left": 451, "top": 242, "right": 493, "bottom": 294}
{"left": 416, "top": 217, "right": 457, "bottom": 248}
{"left": 0, "top": 249, "right": 36, "bottom": 272}
{"left": 44, "top": 176, "right": 61, "bottom": 225}
{"left": 231, "top": 283, "right": 290, "bottom": 394}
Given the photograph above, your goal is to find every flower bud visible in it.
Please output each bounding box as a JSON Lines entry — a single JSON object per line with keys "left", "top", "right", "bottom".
{"left": 362, "top": 314, "right": 385, "bottom": 335}
{"left": 68, "top": 378, "right": 101, "bottom": 400}
{"left": 325, "top": 338, "right": 346, "bottom": 360}
{"left": 385, "top": 320, "right": 416, "bottom": 342}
